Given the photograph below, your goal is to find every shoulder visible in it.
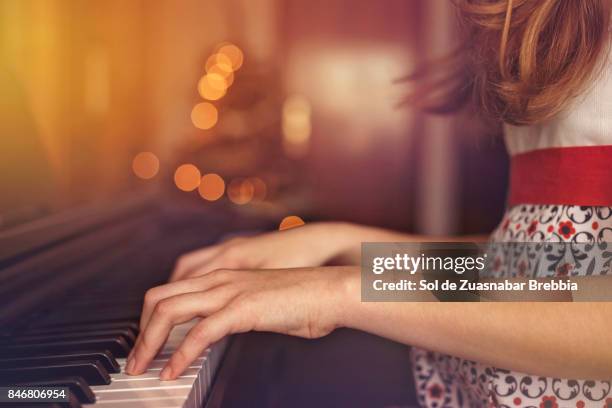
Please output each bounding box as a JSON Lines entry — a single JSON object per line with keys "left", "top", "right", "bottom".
{"left": 504, "top": 45, "right": 612, "bottom": 156}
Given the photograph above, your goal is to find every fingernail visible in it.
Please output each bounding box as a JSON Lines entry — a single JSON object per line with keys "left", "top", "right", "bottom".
{"left": 126, "top": 357, "right": 136, "bottom": 374}
{"left": 160, "top": 366, "right": 173, "bottom": 381}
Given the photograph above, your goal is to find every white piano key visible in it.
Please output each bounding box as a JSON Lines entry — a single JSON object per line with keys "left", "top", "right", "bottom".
{"left": 111, "top": 367, "right": 200, "bottom": 381}
{"left": 95, "top": 399, "right": 184, "bottom": 408}
{"left": 93, "top": 377, "right": 195, "bottom": 392}
{"left": 93, "top": 387, "right": 191, "bottom": 401}
{"left": 84, "top": 321, "right": 227, "bottom": 407}
{"left": 157, "top": 349, "right": 209, "bottom": 360}
{"left": 119, "top": 359, "right": 204, "bottom": 371}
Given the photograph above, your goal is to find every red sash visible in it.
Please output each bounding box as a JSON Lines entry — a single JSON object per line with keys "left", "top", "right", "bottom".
{"left": 509, "top": 145, "right": 612, "bottom": 206}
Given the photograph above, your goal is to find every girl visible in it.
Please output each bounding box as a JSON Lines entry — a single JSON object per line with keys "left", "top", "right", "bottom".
{"left": 127, "top": 1, "right": 612, "bottom": 406}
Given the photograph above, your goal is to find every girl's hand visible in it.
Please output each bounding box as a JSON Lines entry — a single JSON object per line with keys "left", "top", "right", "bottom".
{"left": 169, "top": 222, "right": 357, "bottom": 282}
{"left": 127, "top": 266, "right": 359, "bottom": 380}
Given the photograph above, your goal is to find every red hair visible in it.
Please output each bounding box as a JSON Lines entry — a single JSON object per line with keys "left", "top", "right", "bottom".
{"left": 404, "top": 0, "right": 611, "bottom": 126}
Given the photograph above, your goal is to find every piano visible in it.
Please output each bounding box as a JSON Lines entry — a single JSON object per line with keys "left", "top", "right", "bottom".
{"left": 0, "top": 195, "right": 418, "bottom": 408}
{"left": 0, "top": 195, "right": 262, "bottom": 408}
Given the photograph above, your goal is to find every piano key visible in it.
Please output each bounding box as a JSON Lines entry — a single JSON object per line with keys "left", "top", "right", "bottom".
{"left": 0, "top": 351, "right": 120, "bottom": 373}
{"left": 0, "top": 337, "right": 131, "bottom": 358}
{"left": 0, "top": 361, "right": 111, "bottom": 385}
{"left": 110, "top": 367, "right": 200, "bottom": 381}
{"left": 1, "top": 329, "right": 137, "bottom": 346}
{"left": 92, "top": 387, "right": 191, "bottom": 403}
{"left": 66, "top": 391, "right": 85, "bottom": 408}
{"left": 58, "top": 305, "right": 142, "bottom": 317}
{"left": 0, "top": 390, "right": 84, "bottom": 408}
{"left": 93, "top": 377, "right": 195, "bottom": 392}
{"left": 116, "top": 357, "right": 204, "bottom": 371}
{"left": 39, "top": 309, "right": 140, "bottom": 327}
{"left": 93, "top": 398, "right": 186, "bottom": 407}
{"left": 66, "top": 298, "right": 143, "bottom": 308}
{"left": 80, "top": 323, "right": 227, "bottom": 408}
{"left": 1, "top": 376, "right": 97, "bottom": 404}
{"left": 24, "top": 321, "right": 140, "bottom": 335}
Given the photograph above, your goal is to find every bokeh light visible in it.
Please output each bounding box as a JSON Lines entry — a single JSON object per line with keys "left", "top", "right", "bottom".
{"left": 205, "top": 73, "right": 228, "bottom": 90}
{"left": 216, "top": 43, "right": 244, "bottom": 71}
{"left": 198, "top": 76, "right": 227, "bottom": 101}
{"left": 282, "top": 95, "right": 312, "bottom": 158}
{"left": 228, "top": 178, "right": 255, "bottom": 205}
{"left": 199, "top": 173, "right": 225, "bottom": 201}
{"left": 208, "top": 65, "right": 235, "bottom": 86}
{"left": 132, "top": 152, "right": 160, "bottom": 180}
{"left": 279, "top": 215, "right": 306, "bottom": 231}
{"left": 247, "top": 177, "right": 267, "bottom": 202}
{"left": 191, "top": 102, "right": 218, "bottom": 130}
{"left": 174, "top": 164, "right": 201, "bottom": 191}
{"left": 205, "top": 53, "right": 233, "bottom": 73}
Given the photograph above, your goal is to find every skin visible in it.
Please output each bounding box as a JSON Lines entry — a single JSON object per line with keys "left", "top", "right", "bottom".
{"left": 125, "top": 222, "right": 612, "bottom": 381}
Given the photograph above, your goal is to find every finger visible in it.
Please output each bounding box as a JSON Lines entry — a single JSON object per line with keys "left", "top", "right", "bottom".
{"left": 160, "top": 304, "right": 248, "bottom": 380}
{"left": 180, "top": 255, "right": 241, "bottom": 281}
{"left": 178, "top": 239, "right": 252, "bottom": 281}
{"left": 170, "top": 246, "right": 224, "bottom": 282}
{"left": 128, "top": 288, "right": 236, "bottom": 375}
{"left": 140, "top": 270, "right": 233, "bottom": 330}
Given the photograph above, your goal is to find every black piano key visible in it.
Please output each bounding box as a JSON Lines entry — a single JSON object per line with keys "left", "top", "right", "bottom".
{"left": 1, "top": 329, "right": 136, "bottom": 346}
{"left": 67, "top": 296, "right": 143, "bottom": 307}
{"left": 66, "top": 391, "right": 84, "bottom": 408}
{"left": 0, "top": 337, "right": 131, "bottom": 358}
{"left": 0, "top": 361, "right": 110, "bottom": 385}
{"left": 51, "top": 390, "right": 83, "bottom": 408}
{"left": 24, "top": 320, "right": 139, "bottom": 334}
{"left": 0, "top": 397, "right": 81, "bottom": 408}
{"left": 59, "top": 304, "right": 142, "bottom": 316}
{"left": 40, "top": 305, "right": 142, "bottom": 325}
{"left": 0, "top": 351, "right": 120, "bottom": 374}
{"left": 0, "top": 376, "right": 96, "bottom": 404}
{"left": 35, "top": 311, "right": 140, "bottom": 327}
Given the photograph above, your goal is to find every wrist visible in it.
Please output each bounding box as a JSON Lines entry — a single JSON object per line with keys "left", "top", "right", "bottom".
{"left": 332, "top": 266, "right": 362, "bottom": 328}
{"left": 307, "top": 222, "right": 361, "bottom": 261}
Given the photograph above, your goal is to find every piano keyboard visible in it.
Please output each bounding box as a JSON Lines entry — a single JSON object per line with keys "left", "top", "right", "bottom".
{"left": 1, "top": 316, "right": 227, "bottom": 408}
{"left": 0, "top": 202, "right": 257, "bottom": 408}
{"left": 0, "top": 256, "right": 230, "bottom": 408}
{"left": 87, "top": 322, "right": 227, "bottom": 408}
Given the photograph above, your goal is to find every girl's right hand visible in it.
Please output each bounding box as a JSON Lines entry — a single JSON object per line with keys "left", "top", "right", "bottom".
{"left": 169, "top": 222, "right": 357, "bottom": 282}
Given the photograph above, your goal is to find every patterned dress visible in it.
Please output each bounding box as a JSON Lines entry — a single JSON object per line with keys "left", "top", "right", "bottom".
{"left": 411, "top": 31, "right": 612, "bottom": 408}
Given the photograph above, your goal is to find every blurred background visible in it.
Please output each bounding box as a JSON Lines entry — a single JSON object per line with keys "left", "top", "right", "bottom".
{"left": 0, "top": 0, "right": 509, "bottom": 236}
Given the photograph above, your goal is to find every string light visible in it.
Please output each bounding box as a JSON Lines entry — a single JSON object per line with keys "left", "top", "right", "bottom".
{"left": 208, "top": 65, "right": 234, "bottom": 86}
{"left": 205, "top": 73, "right": 228, "bottom": 91}
{"left": 199, "top": 173, "right": 225, "bottom": 201}
{"left": 132, "top": 152, "right": 159, "bottom": 180}
{"left": 198, "top": 76, "right": 227, "bottom": 100}
{"left": 191, "top": 102, "right": 218, "bottom": 130}
{"left": 282, "top": 95, "right": 312, "bottom": 158}
{"left": 174, "top": 164, "right": 201, "bottom": 191}
{"left": 216, "top": 43, "right": 244, "bottom": 71}
{"left": 206, "top": 53, "right": 233, "bottom": 72}
{"left": 279, "top": 215, "right": 305, "bottom": 230}
{"left": 228, "top": 178, "right": 255, "bottom": 205}
{"left": 247, "top": 177, "right": 267, "bottom": 202}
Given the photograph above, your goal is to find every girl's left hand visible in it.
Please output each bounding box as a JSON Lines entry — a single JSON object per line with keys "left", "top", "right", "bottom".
{"left": 125, "top": 266, "right": 358, "bottom": 380}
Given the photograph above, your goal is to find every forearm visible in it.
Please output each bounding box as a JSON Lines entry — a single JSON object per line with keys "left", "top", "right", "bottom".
{"left": 339, "top": 273, "right": 612, "bottom": 379}
{"left": 326, "top": 222, "right": 489, "bottom": 265}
